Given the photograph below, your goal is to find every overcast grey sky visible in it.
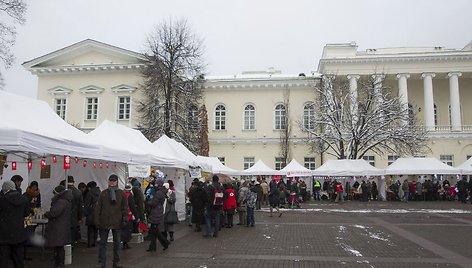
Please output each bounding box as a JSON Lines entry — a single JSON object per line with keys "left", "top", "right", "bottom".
{"left": 2, "top": 0, "right": 471, "bottom": 98}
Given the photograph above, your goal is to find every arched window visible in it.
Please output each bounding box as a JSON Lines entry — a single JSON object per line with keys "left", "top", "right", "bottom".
{"left": 215, "top": 105, "right": 226, "bottom": 130}
{"left": 244, "top": 104, "right": 255, "bottom": 130}
{"left": 303, "top": 103, "right": 315, "bottom": 130}
{"left": 274, "top": 104, "right": 286, "bottom": 130}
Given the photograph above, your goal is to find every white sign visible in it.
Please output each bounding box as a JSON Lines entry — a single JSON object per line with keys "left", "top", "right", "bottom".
{"left": 128, "top": 164, "right": 150, "bottom": 178}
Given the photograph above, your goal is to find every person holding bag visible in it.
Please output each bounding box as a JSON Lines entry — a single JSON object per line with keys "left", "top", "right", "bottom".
{"left": 163, "top": 180, "right": 178, "bottom": 242}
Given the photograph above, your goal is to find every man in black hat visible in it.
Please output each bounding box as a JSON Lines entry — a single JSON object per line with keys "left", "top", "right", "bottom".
{"left": 94, "top": 174, "right": 127, "bottom": 268}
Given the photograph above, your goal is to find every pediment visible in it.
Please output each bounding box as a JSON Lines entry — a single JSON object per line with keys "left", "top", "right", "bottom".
{"left": 23, "top": 39, "right": 147, "bottom": 69}
{"left": 111, "top": 84, "right": 137, "bottom": 93}
{"left": 79, "top": 85, "right": 105, "bottom": 94}
{"left": 48, "top": 86, "right": 73, "bottom": 95}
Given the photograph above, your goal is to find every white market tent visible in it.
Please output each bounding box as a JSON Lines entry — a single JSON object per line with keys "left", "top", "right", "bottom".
{"left": 151, "top": 134, "right": 211, "bottom": 171}
{"left": 242, "top": 160, "right": 282, "bottom": 176}
{"left": 87, "top": 120, "right": 187, "bottom": 169}
{"left": 456, "top": 158, "right": 472, "bottom": 175}
{"left": 195, "top": 155, "right": 241, "bottom": 176}
{"left": 280, "top": 159, "right": 313, "bottom": 177}
{"left": 385, "top": 157, "right": 461, "bottom": 175}
{"left": 312, "top": 159, "right": 385, "bottom": 177}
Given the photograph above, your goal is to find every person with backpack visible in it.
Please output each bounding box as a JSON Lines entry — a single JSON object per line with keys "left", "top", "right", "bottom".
{"left": 203, "top": 175, "right": 225, "bottom": 238}
{"left": 246, "top": 182, "right": 258, "bottom": 227}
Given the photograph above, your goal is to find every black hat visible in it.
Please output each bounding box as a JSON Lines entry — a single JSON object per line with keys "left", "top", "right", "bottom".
{"left": 109, "top": 174, "right": 118, "bottom": 181}
{"left": 11, "top": 175, "right": 24, "bottom": 182}
{"left": 67, "top": 175, "right": 75, "bottom": 183}
{"left": 54, "top": 185, "right": 66, "bottom": 194}
{"left": 212, "top": 175, "right": 219, "bottom": 182}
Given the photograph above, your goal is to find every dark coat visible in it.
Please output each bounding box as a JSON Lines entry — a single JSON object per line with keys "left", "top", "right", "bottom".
{"left": 189, "top": 186, "right": 207, "bottom": 225}
{"left": 0, "top": 190, "right": 29, "bottom": 244}
{"left": 132, "top": 186, "right": 145, "bottom": 221}
{"left": 147, "top": 187, "right": 166, "bottom": 225}
{"left": 83, "top": 186, "right": 100, "bottom": 226}
{"left": 45, "top": 190, "right": 72, "bottom": 247}
{"left": 69, "top": 186, "right": 84, "bottom": 227}
{"left": 268, "top": 181, "right": 280, "bottom": 205}
{"left": 94, "top": 187, "right": 128, "bottom": 230}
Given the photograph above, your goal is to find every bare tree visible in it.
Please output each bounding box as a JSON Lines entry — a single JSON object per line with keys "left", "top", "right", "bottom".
{"left": 301, "top": 74, "right": 428, "bottom": 160}
{"left": 278, "top": 85, "right": 292, "bottom": 168}
{"left": 137, "top": 18, "right": 206, "bottom": 154}
{"left": 0, "top": 0, "right": 27, "bottom": 88}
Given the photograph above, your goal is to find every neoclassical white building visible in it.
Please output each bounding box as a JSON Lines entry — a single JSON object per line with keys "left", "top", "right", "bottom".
{"left": 23, "top": 39, "right": 472, "bottom": 170}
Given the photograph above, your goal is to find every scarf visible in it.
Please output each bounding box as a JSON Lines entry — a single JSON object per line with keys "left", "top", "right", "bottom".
{"left": 109, "top": 186, "right": 118, "bottom": 203}
{"left": 26, "top": 187, "right": 40, "bottom": 197}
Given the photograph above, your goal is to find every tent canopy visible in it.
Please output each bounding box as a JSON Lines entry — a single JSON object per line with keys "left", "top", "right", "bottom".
{"left": 280, "top": 159, "right": 313, "bottom": 177}
{"left": 385, "top": 157, "right": 461, "bottom": 175}
{"left": 87, "top": 121, "right": 187, "bottom": 168}
{"left": 195, "top": 156, "right": 240, "bottom": 176}
{"left": 457, "top": 157, "right": 472, "bottom": 175}
{"left": 242, "top": 160, "right": 281, "bottom": 176}
{"left": 312, "top": 159, "right": 384, "bottom": 177}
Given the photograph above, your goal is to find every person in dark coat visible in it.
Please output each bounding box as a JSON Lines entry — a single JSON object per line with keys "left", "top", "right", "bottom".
{"left": 0, "top": 180, "right": 29, "bottom": 268}
{"left": 268, "top": 178, "right": 282, "bottom": 217}
{"left": 94, "top": 174, "right": 128, "bottom": 268}
{"left": 10, "top": 174, "right": 24, "bottom": 194}
{"left": 83, "top": 181, "right": 100, "bottom": 248}
{"left": 122, "top": 183, "right": 139, "bottom": 250}
{"left": 189, "top": 181, "right": 207, "bottom": 232}
{"left": 130, "top": 178, "right": 145, "bottom": 233}
{"left": 163, "top": 180, "right": 177, "bottom": 242}
{"left": 61, "top": 176, "right": 84, "bottom": 244}
{"left": 23, "top": 180, "right": 41, "bottom": 213}
{"left": 146, "top": 178, "right": 170, "bottom": 252}
{"left": 44, "top": 185, "right": 72, "bottom": 268}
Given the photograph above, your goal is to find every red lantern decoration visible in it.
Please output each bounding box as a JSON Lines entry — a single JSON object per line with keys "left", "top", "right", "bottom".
{"left": 52, "top": 156, "right": 57, "bottom": 163}
{"left": 11, "top": 161, "right": 17, "bottom": 171}
{"left": 105, "top": 162, "right": 109, "bottom": 169}
{"left": 40, "top": 159, "right": 46, "bottom": 168}
{"left": 27, "top": 160, "right": 33, "bottom": 170}
{"left": 83, "top": 160, "right": 87, "bottom": 167}
{"left": 63, "top": 155, "right": 71, "bottom": 170}
{"left": 75, "top": 157, "right": 79, "bottom": 164}
{"left": 93, "top": 162, "right": 97, "bottom": 168}
{"left": 99, "top": 162, "right": 103, "bottom": 169}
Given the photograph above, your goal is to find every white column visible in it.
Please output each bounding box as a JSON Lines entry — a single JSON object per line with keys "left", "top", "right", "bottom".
{"left": 396, "top": 73, "right": 410, "bottom": 111}
{"left": 422, "top": 73, "right": 436, "bottom": 130}
{"left": 372, "top": 74, "right": 385, "bottom": 120}
{"left": 347, "top": 74, "right": 360, "bottom": 124}
{"left": 448, "top": 72, "right": 462, "bottom": 131}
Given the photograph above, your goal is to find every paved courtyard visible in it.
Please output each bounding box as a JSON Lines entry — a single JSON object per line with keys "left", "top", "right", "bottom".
{"left": 26, "top": 200, "right": 472, "bottom": 268}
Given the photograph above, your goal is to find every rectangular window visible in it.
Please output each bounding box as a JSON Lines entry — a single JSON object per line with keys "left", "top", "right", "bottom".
{"left": 362, "top": 155, "right": 375, "bottom": 167}
{"left": 55, "top": 98, "right": 67, "bottom": 120}
{"left": 86, "top": 97, "right": 98, "bottom": 120}
{"left": 275, "top": 157, "right": 285, "bottom": 170}
{"left": 440, "top": 155, "right": 454, "bottom": 166}
{"left": 218, "top": 157, "right": 225, "bottom": 165}
{"left": 387, "top": 155, "right": 399, "bottom": 166}
{"left": 243, "top": 157, "right": 255, "bottom": 170}
{"left": 118, "top": 96, "right": 131, "bottom": 120}
{"left": 304, "top": 157, "right": 316, "bottom": 170}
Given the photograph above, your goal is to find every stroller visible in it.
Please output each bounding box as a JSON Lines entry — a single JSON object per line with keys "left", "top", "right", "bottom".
{"left": 288, "top": 192, "right": 301, "bottom": 208}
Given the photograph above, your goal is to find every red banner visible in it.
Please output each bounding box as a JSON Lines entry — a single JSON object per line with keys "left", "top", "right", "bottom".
{"left": 63, "top": 155, "right": 71, "bottom": 170}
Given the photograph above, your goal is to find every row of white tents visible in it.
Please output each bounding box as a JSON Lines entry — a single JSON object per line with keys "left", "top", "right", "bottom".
{"left": 1, "top": 91, "right": 471, "bottom": 212}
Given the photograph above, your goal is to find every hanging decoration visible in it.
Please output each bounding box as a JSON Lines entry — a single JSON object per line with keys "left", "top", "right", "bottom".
{"left": 105, "top": 162, "right": 109, "bottom": 169}
{"left": 27, "top": 160, "right": 33, "bottom": 170}
{"left": 83, "top": 159, "right": 87, "bottom": 168}
{"left": 75, "top": 157, "right": 79, "bottom": 164}
{"left": 93, "top": 162, "right": 97, "bottom": 168}
{"left": 63, "top": 155, "right": 71, "bottom": 170}
{"left": 99, "top": 162, "right": 103, "bottom": 169}
{"left": 40, "top": 159, "right": 46, "bottom": 168}
{"left": 52, "top": 156, "right": 57, "bottom": 163}
{"left": 12, "top": 161, "right": 17, "bottom": 171}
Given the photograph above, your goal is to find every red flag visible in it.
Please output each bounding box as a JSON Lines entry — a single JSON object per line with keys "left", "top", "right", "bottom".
{"left": 63, "top": 155, "right": 71, "bottom": 170}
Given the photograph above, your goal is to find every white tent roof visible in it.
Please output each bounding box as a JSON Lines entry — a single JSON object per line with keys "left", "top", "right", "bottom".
{"left": 0, "top": 91, "right": 106, "bottom": 159}
{"left": 195, "top": 156, "right": 241, "bottom": 175}
{"left": 242, "top": 160, "right": 282, "bottom": 176}
{"left": 312, "top": 159, "right": 384, "bottom": 177}
{"left": 280, "top": 159, "right": 313, "bottom": 177}
{"left": 87, "top": 121, "right": 187, "bottom": 168}
{"left": 151, "top": 135, "right": 211, "bottom": 171}
{"left": 385, "top": 157, "right": 461, "bottom": 175}
{"left": 457, "top": 158, "right": 472, "bottom": 175}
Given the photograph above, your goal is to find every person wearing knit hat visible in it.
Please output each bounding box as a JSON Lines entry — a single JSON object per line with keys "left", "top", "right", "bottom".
{"left": 146, "top": 176, "right": 170, "bottom": 252}
{"left": 45, "top": 183, "right": 72, "bottom": 268}
{"left": 0, "top": 177, "right": 29, "bottom": 268}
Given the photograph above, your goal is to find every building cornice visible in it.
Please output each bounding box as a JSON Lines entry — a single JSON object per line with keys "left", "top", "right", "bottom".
{"left": 28, "top": 63, "right": 145, "bottom": 75}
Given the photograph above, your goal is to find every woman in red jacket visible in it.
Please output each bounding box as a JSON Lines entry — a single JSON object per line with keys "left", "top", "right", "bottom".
{"left": 223, "top": 183, "right": 237, "bottom": 228}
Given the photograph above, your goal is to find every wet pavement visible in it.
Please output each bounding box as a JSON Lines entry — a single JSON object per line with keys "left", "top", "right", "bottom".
{"left": 25, "top": 200, "right": 472, "bottom": 268}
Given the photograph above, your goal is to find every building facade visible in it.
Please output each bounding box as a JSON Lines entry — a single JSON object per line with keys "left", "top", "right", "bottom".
{"left": 23, "top": 39, "right": 472, "bottom": 170}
